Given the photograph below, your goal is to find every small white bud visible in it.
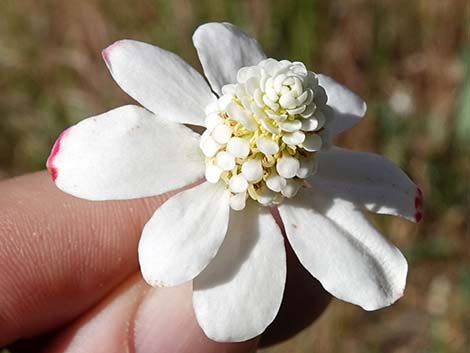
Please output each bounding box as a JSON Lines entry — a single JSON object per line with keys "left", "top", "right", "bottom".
{"left": 230, "top": 192, "right": 247, "bottom": 211}
{"left": 215, "top": 151, "right": 235, "bottom": 171}
{"left": 282, "top": 130, "right": 305, "bottom": 145}
{"left": 200, "top": 134, "right": 220, "bottom": 157}
{"left": 229, "top": 174, "right": 248, "bottom": 193}
{"left": 279, "top": 92, "right": 297, "bottom": 109}
{"left": 256, "top": 186, "right": 275, "bottom": 205}
{"left": 256, "top": 137, "right": 279, "bottom": 155}
{"left": 212, "top": 124, "right": 233, "bottom": 144}
{"left": 296, "top": 155, "right": 317, "bottom": 178}
{"left": 226, "top": 102, "right": 257, "bottom": 131}
{"left": 276, "top": 154, "right": 300, "bottom": 179}
{"left": 302, "top": 133, "right": 322, "bottom": 152}
{"left": 241, "top": 158, "right": 263, "bottom": 181}
{"left": 301, "top": 116, "right": 320, "bottom": 131}
{"left": 301, "top": 104, "right": 315, "bottom": 118}
{"left": 279, "top": 119, "right": 302, "bottom": 132}
{"left": 266, "top": 173, "right": 287, "bottom": 192}
{"left": 205, "top": 113, "right": 224, "bottom": 131}
{"left": 286, "top": 105, "right": 306, "bottom": 115}
{"left": 260, "top": 118, "right": 281, "bottom": 135}
{"left": 205, "top": 164, "right": 223, "bottom": 183}
{"left": 226, "top": 137, "right": 250, "bottom": 158}
{"left": 281, "top": 179, "right": 302, "bottom": 198}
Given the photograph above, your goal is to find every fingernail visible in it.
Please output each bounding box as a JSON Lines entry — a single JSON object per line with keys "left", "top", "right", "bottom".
{"left": 133, "top": 283, "right": 259, "bottom": 353}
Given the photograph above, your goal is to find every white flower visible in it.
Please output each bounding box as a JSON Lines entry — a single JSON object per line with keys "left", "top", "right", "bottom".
{"left": 46, "top": 22, "right": 423, "bottom": 342}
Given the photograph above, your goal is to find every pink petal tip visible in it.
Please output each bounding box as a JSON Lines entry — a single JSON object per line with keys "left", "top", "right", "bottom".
{"left": 414, "top": 211, "right": 423, "bottom": 223}
{"left": 46, "top": 128, "right": 70, "bottom": 181}
{"left": 101, "top": 40, "right": 122, "bottom": 63}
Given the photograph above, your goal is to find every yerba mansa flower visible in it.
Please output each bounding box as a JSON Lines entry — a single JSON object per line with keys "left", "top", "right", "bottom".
{"left": 46, "top": 22, "right": 422, "bottom": 342}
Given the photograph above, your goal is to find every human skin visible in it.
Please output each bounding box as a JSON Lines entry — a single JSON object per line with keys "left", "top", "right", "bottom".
{"left": 0, "top": 172, "right": 330, "bottom": 353}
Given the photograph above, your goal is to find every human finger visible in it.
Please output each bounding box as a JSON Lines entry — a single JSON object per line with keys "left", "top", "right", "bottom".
{"left": 40, "top": 274, "right": 259, "bottom": 353}
{"left": 0, "top": 172, "right": 170, "bottom": 346}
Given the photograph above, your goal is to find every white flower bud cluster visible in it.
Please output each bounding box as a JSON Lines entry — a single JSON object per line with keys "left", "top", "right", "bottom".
{"left": 200, "top": 58, "right": 332, "bottom": 210}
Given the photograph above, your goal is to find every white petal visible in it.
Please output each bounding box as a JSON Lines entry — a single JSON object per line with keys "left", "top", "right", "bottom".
{"left": 193, "top": 203, "right": 286, "bottom": 341}
{"left": 279, "top": 92, "right": 297, "bottom": 109}
{"left": 276, "top": 155, "right": 300, "bottom": 179}
{"left": 102, "top": 40, "right": 215, "bottom": 126}
{"left": 138, "top": 182, "right": 230, "bottom": 287}
{"left": 245, "top": 76, "right": 260, "bottom": 95}
{"left": 204, "top": 102, "right": 220, "bottom": 115}
{"left": 279, "top": 189, "right": 408, "bottom": 310}
{"left": 262, "top": 94, "right": 280, "bottom": 111}
{"left": 241, "top": 158, "right": 263, "bottom": 182}
{"left": 265, "top": 109, "right": 286, "bottom": 121}
{"left": 301, "top": 115, "right": 324, "bottom": 132}
{"left": 48, "top": 105, "right": 204, "bottom": 201}
{"left": 250, "top": 101, "right": 265, "bottom": 119}
{"left": 260, "top": 117, "right": 281, "bottom": 135}
{"left": 193, "top": 22, "right": 266, "bottom": 95}
{"left": 282, "top": 130, "right": 305, "bottom": 145}
{"left": 300, "top": 103, "right": 315, "bottom": 118}
{"left": 286, "top": 105, "right": 306, "bottom": 115}
{"left": 317, "top": 74, "right": 367, "bottom": 135}
{"left": 311, "top": 146, "right": 421, "bottom": 222}
{"left": 279, "top": 119, "right": 302, "bottom": 132}
{"left": 254, "top": 88, "right": 265, "bottom": 107}
{"left": 256, "top": 137, "right": 279, "bottom": 155}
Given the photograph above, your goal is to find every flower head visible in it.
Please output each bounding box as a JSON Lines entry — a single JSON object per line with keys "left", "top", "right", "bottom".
{"left": 202, "top": 58, "right": 331, "bottom": 210}
{"left": 47, "top": 22, "right": 422, "bottom": 342}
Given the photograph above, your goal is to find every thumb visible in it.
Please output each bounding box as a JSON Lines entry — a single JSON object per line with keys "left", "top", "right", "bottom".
{"left": 0, "top": 171, "right": 171, "bottom": 346}
{"left": 40, "top": 274, "right": 259, "bottom": 353}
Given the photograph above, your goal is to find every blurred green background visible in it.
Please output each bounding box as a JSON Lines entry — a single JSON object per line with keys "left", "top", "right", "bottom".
{"left": 0, "top": 0, "right": 469, "bottom": 352}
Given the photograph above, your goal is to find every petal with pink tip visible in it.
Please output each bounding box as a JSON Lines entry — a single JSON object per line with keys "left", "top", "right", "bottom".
{"left": 48, "top": 105, "right": 204, "bottom": 200}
